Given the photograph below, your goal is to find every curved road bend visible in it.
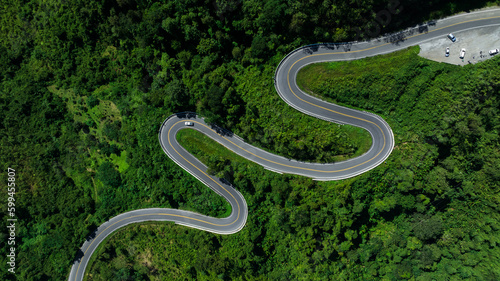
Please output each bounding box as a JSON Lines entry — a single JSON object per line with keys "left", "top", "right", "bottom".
{"left": 68, "top": 8, "right": 500, "bottom": 281}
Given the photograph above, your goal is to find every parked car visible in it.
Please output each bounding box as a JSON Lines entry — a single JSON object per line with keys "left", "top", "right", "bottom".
{"left": 185, "top": 121, "right": 194, "bottom": 126}
{"left": 489, "top": 49, "right": 499, "bottom": 55}
{"left": 445, "top": 47, "right": 450, "bottom": 57}
{"left": 447, "top": 33, "right": 456, "bottom": 42}
{"left": 459, "top": 48, "right": 466, "bottom": 59}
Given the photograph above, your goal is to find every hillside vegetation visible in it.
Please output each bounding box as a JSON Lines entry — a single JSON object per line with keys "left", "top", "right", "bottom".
{"left": 88, "top": 46, "right": 500, "bottom": 280}
{"left": 0, "top": 0, "right": 499, "bottom": 280}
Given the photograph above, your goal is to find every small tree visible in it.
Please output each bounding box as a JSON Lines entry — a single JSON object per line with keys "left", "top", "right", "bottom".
{"left": 97, "top": 161, "right": 122, "bottom": 188}
{"left": 86, "top": 95, "right": 99, "bottom": 108}
{"left": 412, "top": 214, "right": 444, "bottom": 242}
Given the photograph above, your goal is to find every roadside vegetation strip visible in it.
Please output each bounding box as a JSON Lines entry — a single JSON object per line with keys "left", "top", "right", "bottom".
{"left": 296, "top": 47, "right": 419, "bottom": 97}
{"left": 296, "top": 47, "right": 420, "bottom": 120}
{"left": 177, "top": 125, "right": 371, "bottom": 168}
{"left": 176, "top": 129, "right": 252, "bottom": 166}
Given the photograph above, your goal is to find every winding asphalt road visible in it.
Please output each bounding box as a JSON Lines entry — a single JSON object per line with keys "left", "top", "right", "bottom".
{"left": 68, "top": 8, "right": 500, "bottom": 281}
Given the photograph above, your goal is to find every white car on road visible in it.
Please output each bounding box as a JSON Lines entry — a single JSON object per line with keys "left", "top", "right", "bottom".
{"left": 489, "top": 49, "right": 499, "bottom": 55}
{"left": 185, "top": 121, "right": 194, "bottom": 126}
{"left": 459, "top": 48, "right": 466, "bottom": 59}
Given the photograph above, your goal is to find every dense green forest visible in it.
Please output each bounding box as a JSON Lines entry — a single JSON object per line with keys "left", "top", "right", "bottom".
{"left": 0, "top": 0, "right": 499, "bottom": 280}
{"left": 88, "top": 47, "right": 500, "bottom": 280}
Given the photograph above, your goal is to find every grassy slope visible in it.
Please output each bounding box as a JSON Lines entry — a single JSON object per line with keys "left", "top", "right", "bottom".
{"left": 177, "top": 125, "right": 371, "bottom": 165}
{"left": 176, "top": 128, "right": 253, "bottom": 166}
{"left": 296, "top": 46, "right": 421, "bottom": 117}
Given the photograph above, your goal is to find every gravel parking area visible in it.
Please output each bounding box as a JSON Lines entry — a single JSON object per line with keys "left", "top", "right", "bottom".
{"left": 419, "top": 25, "right": 500, "bottom": 65}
